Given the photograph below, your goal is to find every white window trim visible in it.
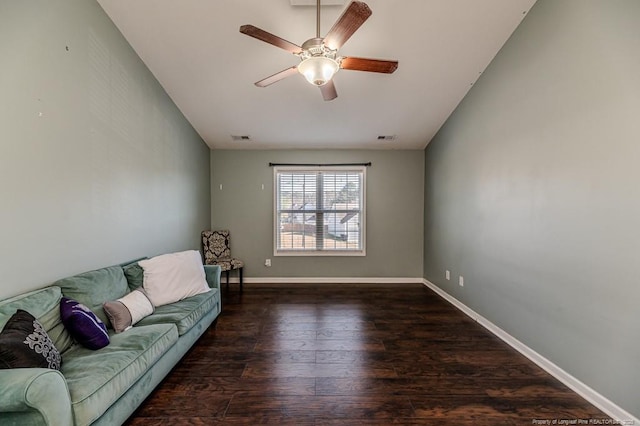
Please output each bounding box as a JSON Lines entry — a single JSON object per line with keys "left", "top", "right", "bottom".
{"left": 273, "top": 166, "right": 366, "bottom": 257}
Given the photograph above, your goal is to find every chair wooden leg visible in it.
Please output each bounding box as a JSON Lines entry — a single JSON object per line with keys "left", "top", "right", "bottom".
{"left": 225, "top": 270, "right": 230, "bottom": 289}
{"left": 239, "top": 267, "right": 243, "bottom": 292}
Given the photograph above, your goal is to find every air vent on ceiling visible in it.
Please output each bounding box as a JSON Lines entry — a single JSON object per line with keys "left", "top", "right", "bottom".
{"left": 377, "top": 135, "right": 396, "bottom": 141}
{"left": 231, "top": 135, "right": 251, "bottom": 141}
{"left": 290, "top": 0, "right": 345, "bottom": 6}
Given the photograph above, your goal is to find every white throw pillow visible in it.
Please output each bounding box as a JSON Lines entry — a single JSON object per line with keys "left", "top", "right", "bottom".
{"left": 139, "top": 250, "right": 210, "bottom": 307}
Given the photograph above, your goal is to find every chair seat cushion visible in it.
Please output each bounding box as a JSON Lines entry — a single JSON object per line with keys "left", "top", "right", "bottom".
{"left": 61, "top": 323, "right": 177, "bottom": 426}
{"left": 208, "top": 258, "right": 244, "bottom": 271}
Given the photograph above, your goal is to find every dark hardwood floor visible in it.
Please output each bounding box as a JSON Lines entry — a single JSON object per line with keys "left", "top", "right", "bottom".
{"left": 126, "top": 283, "right": 608, "bottom": 425}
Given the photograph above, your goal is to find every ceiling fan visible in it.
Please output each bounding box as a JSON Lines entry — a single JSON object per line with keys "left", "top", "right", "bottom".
{"left": 239, "top": 0, "right": 398, "bottom": 101}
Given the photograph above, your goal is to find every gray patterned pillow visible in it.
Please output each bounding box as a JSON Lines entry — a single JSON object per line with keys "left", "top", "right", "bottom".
{"left": 0, "top": 309, "right": 61, "bottom": 370}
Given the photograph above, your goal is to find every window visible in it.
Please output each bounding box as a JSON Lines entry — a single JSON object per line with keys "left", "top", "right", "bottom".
{"left": 274, "top": 166, "right": 366, "bottom": 256}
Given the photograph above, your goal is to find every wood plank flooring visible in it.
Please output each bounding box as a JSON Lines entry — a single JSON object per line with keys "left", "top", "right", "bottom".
{"left": 125, "top": 283, "right": 609, "bottom": 425}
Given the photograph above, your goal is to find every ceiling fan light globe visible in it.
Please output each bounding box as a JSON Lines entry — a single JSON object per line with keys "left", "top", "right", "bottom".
{"left": 298, "top": 56, "right": 339, "bottom": 86}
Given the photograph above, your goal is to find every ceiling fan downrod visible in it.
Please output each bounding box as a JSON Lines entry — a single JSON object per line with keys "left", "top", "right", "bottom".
{"left": 316, "top": 0, "right": 321, "bottom": 38}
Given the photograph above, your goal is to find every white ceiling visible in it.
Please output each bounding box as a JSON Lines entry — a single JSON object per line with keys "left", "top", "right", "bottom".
{"left": 97, "top": 0, "right": 536, "bottom": 150}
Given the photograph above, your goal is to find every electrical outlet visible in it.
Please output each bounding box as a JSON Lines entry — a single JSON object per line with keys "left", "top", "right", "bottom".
{"left": 459, "top": 276, "right": 464, "bottom": 287}
{"left": 265, "top": 259, "right": 271, "bottom": 267}
{"left": 445, "top": 270, "right": 450, "bottom": 280}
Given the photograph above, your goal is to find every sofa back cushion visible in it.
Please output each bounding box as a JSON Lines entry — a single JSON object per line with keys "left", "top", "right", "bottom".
{"left": 55, "top": 266, "right": 129, "bottom": 325}
{"left": 0, "top": 286, "right": 74, "bottom": 354}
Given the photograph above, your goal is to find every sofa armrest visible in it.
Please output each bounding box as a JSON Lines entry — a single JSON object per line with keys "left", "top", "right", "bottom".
{"left": 0, "top": 368, "right": 73, "bottom": 426}
{"left": 203, "top": 264, "right": 222, "bottom": 293}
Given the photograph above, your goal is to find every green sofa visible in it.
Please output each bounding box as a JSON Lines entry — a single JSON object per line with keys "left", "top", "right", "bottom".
{"left": 0, "top": 261, "right": 222, "bottom": 426}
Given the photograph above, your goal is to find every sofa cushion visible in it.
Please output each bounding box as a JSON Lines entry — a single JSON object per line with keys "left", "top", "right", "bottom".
{"left": 136, "top": 289, "right": 219, "bottom": 336}
{"left": 0, "top": 309, "right": 62, "bottom": 370}
{"left": 60, "top": 297, "right": 110, "bottom": 350}
{"left": 61, "top": 323, "right": 178, "bottom": 426}
{"left": 0, "top": 286, "right": 73, "bottom": 355}
{"left": 56, "top": 266, "right": 130, "bottom": 325}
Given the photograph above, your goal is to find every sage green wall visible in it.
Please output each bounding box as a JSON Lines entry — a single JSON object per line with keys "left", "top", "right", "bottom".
{"left": 211, "top": 150, "right": 424, "bottom": 278}
{"left": 424, "top": 0, "right": 640, "bottom": 417}
{"left": 0, "top": 0, "right": 210, "bottom": 300}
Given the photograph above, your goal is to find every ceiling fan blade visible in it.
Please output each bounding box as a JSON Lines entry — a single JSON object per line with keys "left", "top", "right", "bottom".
{"left": 240, "top": 25, "right": 302, "bottom": 54}
{"left": 340, "top": 57, "right": 398, "bottom": 74}
{"left": 320, "top": 80, "right": 338, "bottom": 101}
{"left": 255, "top": 66, "right": 299, "bottom": 87}
{"left": 323, "top": 1, "right": 372, "bottom": 51}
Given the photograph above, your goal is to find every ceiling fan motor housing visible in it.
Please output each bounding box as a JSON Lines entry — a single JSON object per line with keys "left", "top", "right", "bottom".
{"left": 300, "top": 38, "right": 337, "bottom": 60}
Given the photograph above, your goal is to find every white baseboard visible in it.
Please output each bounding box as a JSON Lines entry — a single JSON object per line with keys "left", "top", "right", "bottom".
{"left": 221, "top": 276, "right": 425, "bottom": 284}
{"left": 422, "top": 279, "right": 639, "bottom": 424}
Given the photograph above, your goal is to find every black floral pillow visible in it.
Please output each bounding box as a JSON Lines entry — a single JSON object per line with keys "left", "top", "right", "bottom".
{"left": 0, "top": 309, "right": 61, "bottom": 370}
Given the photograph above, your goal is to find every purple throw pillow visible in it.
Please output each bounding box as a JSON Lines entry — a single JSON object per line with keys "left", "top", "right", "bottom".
{"left": 60, "top": 297, "right": 109, "bottom": 350}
